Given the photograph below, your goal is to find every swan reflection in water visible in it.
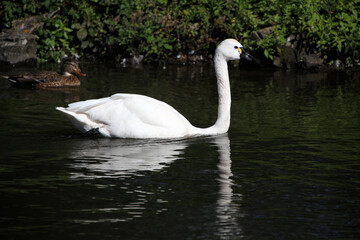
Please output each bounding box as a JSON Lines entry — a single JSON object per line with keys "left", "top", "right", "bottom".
{"left": 69, "top": 138, "right": 187, "bottom": 177}
{"left": 68, "top": 134, "right": 242, "bottom": 237}
{"left": 213, "top": 135, "right": 243, "bottom": 238}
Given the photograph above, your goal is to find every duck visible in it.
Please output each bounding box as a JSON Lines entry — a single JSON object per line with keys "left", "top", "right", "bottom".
{"left": 1, "top": 58, "right": 86, "bottom": 88}
{"left": 56, "top": 39, "right": 258, "bottom": 138}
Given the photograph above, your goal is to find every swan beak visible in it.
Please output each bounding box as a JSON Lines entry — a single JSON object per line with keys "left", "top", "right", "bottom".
{"left": 240, "top": 47, "right": 261, "bottom": 64}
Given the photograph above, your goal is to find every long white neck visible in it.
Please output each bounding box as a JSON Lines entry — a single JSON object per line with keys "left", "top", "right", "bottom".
{"left": 191, "top": 52, "right": 231, "bottom": 135}
{"left": 213, "top": 53, "right": 231, "bottom": 132}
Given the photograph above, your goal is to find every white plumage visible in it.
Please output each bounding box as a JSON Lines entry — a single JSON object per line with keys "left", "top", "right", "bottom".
{"left": 57, "top": 39, "right": 256, "bottom": 138}
{"left": 57, "top": 94, "right": 193, "bottom": 138}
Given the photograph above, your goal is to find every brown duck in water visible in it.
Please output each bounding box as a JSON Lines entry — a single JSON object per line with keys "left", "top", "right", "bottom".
{"left": 1, "top": 58, "right": 86, "bottom": 88}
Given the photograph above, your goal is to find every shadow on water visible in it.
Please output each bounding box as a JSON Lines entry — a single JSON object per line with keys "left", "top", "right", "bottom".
{"left": 0, "top": 62, "right": 360, "bottom": 239}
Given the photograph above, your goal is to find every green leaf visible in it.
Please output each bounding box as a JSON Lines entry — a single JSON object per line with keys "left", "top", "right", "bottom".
{"left": 81, "top": 40, "right": 89, "bottom": 49}
{"left": 264, "top": 49, "right": 269, "bottom": 59}
{"left": 163, "top": 44, "right": 173, "bottom": 50}
{"left": 337, "top": 43, "right": 342, "bottom": 52}
{"left": 71, "top": 23, "right": 82, "bottom": 30}
{"left": 77, "top": 28, "right": 88, "bottom": 40}
{"left": 88, "top": 28, "right": 96, "bottom": 37}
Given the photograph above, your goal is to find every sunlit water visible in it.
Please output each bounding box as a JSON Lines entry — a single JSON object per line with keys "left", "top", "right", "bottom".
{"left": 0, "top": 62, "right": 359, "bottom": 239}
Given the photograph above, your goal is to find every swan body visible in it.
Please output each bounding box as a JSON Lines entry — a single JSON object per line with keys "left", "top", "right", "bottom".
{"left": 56, "top": 39, "right": 257, "bottom": 138}
{"left": 57, "top": 93, "right": 196, "bottom": 138}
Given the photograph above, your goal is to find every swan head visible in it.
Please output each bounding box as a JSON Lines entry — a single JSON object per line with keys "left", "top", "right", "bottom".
{"left": 216, "top": 39, "right": 260, "bottom": 63}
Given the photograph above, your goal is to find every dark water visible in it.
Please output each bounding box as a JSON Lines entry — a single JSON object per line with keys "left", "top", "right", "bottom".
{"left": 0, "top": 62, "right": 359, "bottom": 239}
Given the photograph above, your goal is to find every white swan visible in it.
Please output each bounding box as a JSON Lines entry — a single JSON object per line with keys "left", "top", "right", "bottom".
{"left": 56, "top": 39, "right": 258, "bottom": 138}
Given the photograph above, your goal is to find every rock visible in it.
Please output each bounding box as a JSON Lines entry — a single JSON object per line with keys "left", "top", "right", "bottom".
{"left": 276, "top": 32, "right": 324, "bottom": 69}
{"left": 252, "top": 27, "right": 326, "bottom": 69}
{"left": 0, "top": 8, "right": 59, "bottom": 65}
{"left": 0, "top": 31, "right": 37, "bottom": 65}
{"left": 251, "top": 26, "right": 274, "bottom": 41}
{"left": 273, "top": 56, "right": 282, "bottom": 68}
{"left": 11, "top": 8, "right": 59, "bottom": 34}
{"left": 301, "top": 53, "right": 323, "bottom": 69}
{"left": 279, "top": 45, "right": 297, "bottom": 69}
{"left": 332, "top": 59, "right": 343, "bottom": 68}
{"left": 130, "top": 54, "right": 144, "bottom": 65}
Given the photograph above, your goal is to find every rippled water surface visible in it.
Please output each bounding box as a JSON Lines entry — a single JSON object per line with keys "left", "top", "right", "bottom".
{"left": 0, "top": 62, "right": 359, "bottom": 239}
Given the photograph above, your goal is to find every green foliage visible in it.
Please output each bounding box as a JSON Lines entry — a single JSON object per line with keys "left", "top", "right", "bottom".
{"left": 36, "top": 18, "right": 76, "bottom": 62}
{"left": 0, "top": 0, "right": 359, "bottom": 65}
{"left": 1, "top": 1, "right": 24, "bottom": 28}
{"left": 253, "top": 0, "right": 360, "bottom": 65}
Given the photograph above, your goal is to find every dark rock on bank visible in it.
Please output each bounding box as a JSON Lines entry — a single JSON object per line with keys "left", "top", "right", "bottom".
{"left": 252, "top": 28, "right": 325, "bottom": 69}
{"left": 0, "top": 31, "right": 37, "bottom": 65}
{"left": 0, "top": 9, "right": 59, "bottom": 65}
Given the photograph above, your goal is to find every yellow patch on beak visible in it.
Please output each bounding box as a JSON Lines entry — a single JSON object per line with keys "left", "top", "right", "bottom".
{"left": 238, "top": 48, "right": 242, "bottom": 55}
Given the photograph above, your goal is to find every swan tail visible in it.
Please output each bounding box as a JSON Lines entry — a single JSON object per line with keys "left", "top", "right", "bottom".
{"left": 56, "top": 107, "right": 101, "bottom": 133}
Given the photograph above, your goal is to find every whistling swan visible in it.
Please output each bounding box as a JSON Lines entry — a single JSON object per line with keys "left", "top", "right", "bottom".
{"left": 56, "top": 39, "right": 258, "bottom": 138}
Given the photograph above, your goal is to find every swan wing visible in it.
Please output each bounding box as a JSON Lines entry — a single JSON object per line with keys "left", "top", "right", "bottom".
{"left": 57, "top": 94, "right": 193, "bottom": 138}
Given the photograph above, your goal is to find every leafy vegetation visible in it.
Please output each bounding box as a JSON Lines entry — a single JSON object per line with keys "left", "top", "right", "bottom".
{"left": 1, "top": 0, "right": 359, "bottom": 66}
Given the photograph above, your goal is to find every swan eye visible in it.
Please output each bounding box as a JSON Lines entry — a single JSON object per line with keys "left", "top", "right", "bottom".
{"left": 235, "top": 46, "right": 242, "bottom": 54}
